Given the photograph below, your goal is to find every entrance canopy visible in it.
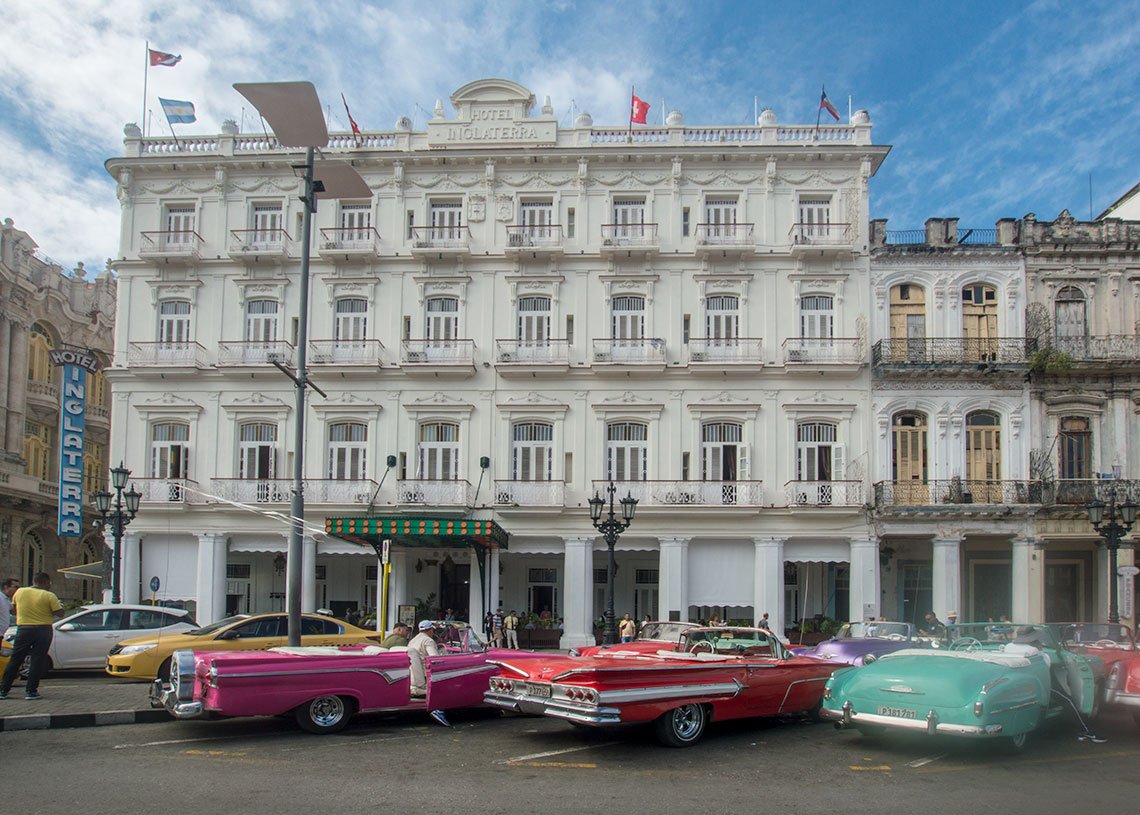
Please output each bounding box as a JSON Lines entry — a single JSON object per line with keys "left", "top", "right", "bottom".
{"left": 58, "top": 562, "right": 103, "bottom": 581}
{"left": 325, "top": 516, "right": 509, "bottom": 551}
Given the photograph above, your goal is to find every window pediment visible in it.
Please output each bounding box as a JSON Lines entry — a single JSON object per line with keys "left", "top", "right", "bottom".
{"left": 592, "top": 391, "right": 663, "bottom": 419}
{"left": 404, "top": 391, "right": 475, "bottom": 418}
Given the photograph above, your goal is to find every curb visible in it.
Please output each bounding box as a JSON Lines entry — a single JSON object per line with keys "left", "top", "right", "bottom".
{"left": 0, "top": 708, "right": 169, "bottom": 732}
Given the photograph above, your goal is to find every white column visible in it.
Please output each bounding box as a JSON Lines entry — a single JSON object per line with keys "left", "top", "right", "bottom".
{"left": 848, "top": 536, "right": 881, "bottom": 623}
{"left": 931, "top": 535, "right": 962, "bottom": 622}
{"left": 468, "top": 548, "right": 485, "bottom": 627}
{"left": 1095, "top": 544, "right": 1110, "bottom": 622}
{"left": 562, "top": 536, "right": 595, "bottom": 648}
{"left": 1027, "top": 540, "right": 1046, "bottom": 624}
{"left": 195, "top": 532, "right": 228, "bottom": 625}
{"left": 302, "top": 535, "right": 317, "bottom": 613}
{"left": 659, "top": 536, "right": 691, "bottom": 623}
{"left": 388, "top": 549, "right": 408, "bottom": 628}
{"left": 120, "top": 531, "right": 142, "bottom": 604}
{"left": 101, "top": 527, "right": 114, "bottom": 604}
{"left": 489, "top": 548, "right": 501, "bottom": 613}
{"left": 753, "top": 536, "right": 785, "bottom": 635}
{"left": 1010, "top": 536, "right": 1033, "bottom": 622}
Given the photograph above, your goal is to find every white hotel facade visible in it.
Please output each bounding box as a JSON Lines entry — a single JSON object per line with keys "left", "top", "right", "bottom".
{"left": 104, "top": 78, "right": 891, "bottom": 647}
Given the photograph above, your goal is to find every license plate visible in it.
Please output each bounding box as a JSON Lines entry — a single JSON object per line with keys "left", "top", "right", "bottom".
{"left": 877, "top": 705, "right": 917, "bottom": 719}
{"left": 526, "top": 682, "right": 552, "bottom": 699}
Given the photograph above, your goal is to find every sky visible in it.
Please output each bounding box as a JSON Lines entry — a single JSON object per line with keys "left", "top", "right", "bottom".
{"left": 1, "top": 0, "right": 1138, "bottom": 273}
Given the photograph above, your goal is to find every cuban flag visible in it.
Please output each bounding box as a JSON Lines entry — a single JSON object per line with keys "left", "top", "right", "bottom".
{"left": 159, "top": 97, "right": 196, "bottom": 124}
{"left": 819, "top": 86, "right": 840, "bottom": 122}
{"left": 148, "top": 48, "right": 182, "bottom": 67}
{"left": 630, "top": 94, "right": 650, "bottom": 125}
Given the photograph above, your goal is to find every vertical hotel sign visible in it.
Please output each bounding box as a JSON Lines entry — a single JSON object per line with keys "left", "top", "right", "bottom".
{"left": 50, "top": 349, "right": 103, "bottom": 537}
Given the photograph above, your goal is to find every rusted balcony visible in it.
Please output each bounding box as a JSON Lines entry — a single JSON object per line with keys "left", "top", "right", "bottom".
{"left": 873, "top": 479, "right": 1045, "bottom": 507}
{"left": 505, "top": 224, "right": 564, "bottom": 255}
{"left": 228, "top": 229, "right": 292, "bottom": 263}
{"left": 139, "top": 231, "right": 203, "bottom": 263}
{"left": 410, "top": 226, "right": 471, "bottom": 255}
{"left": 216, "top": 341, "right": 294, "bottom": 367}
{"left": 1052, "top": 336, "right": 1140, "bottom": 364}
{"left": 591, "top": 338, "right": 667, "bottom": 368}
{"left": 308, "top": 339, "right": 387, "bottom": 368}
{"left": 785, "top": 480, "right": 864, "bottom": 507}
{"left": 1051, "top": 479, "right": 1140, "bottom": 505}
{"left": 783, "top": 337, "right": 863, "bottom": 366}
{"left": 396, "top": 478, "right": 473, "bottom": 508}
{"left": 600, "top": 223, "right": 659, "bottom": 256}
{"left": 688, "top": 338, "right": 764, "bottom": 367}
{"left": 494, "top": 480, "right": 566, "bottom": 508}
{"left": 695, "top": 223, "right": 754, "bottom": 257}
{"left": 590, "top": 480, "right": 764, "bottom": 507}
{"left": 871, "top": 338, "right": 1033, "bottom": 369}
{"left": 789, "top": 222, "right": 854, "bottom": 255}
{"left": 317, "top": 227, "right": 381, "bottom": 261}
{"left": 127, "top": 342, "right": 211, "bottom": 369}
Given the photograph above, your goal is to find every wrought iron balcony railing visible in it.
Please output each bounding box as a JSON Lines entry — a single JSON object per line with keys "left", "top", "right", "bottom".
{"left": 127, "top": 341, "right": 211, "bottom": 368}
{"left": 318, "top": 227, "right": 381, "bottom": 253}
{"left": 874, "top": 479, "right": 1043, "bottom": 507}
{"left": 135, "top": 478, "right": 204, "bottom": 504}
{"left": 495, "top": 339, "right": 570, "bottom": 365}
{"left": 216, "top": 341, "right": 294, "bottom": 367}
{"left": 871, "top": 338, "right": 1033, "bottom": 367}
{"left": 592, "top": 338, "right": 667, "bottom": 364}
{"left": 308, "top": 339, "right": 386, "bottom": 366}
{"left": 785, "top": 480, "right": 864, "bottom": 506}
{"left": 139, "top": 230, "right": 203, "bottom": 259}
{"left": 789, "top": 222, "right": 853, "bottom": 245}
{"left": 688, "top": 338, "right": 764, "bottom": 364}
{"left": 396, "top": 478, "right": 473, "bottom": 507}
{"left": 228, "top": 229, "right": 291, "bottom": 255}
{"left": 783, "top": 337, "right": 863, "bottom": 365}
{"left": 601, "top": 223, "right": 659, "bottom": 247}
{"left": 506, "top": 224, "right": 564, "bottom": 249}
{"left": 1051, "top": 336, "right": 1140, "bottom": 362}
{"left": 695, "top": 223, "right": 754, "bottom": 246}
{"left": 590, "top": 480, "right": 764, "bottom": 506}
{"left": 411, "top": 226, "right": 470, "bottom": 250}
{"left": 211, "top": 478, "right": 291, "bottom": 504}
{"left": 400, "top": 339, "right": 477, "bottom": 366}
{"left": 494, "top": 480, "right": 566, "bottom": 507}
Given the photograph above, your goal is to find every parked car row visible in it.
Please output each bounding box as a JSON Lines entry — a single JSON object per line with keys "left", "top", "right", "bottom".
{"left": 145, "top": 618, "right": 1139, "bottom": 749}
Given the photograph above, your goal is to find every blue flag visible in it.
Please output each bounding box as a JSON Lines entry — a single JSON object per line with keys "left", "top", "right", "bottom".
{"left": 159, "top": 97, "right": 196, "bottom": 124}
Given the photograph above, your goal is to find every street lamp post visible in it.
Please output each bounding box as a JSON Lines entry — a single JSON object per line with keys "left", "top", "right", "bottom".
{"left": 1087, "top": 490, "right": 1138, "bottom": 625}
{"left": 234, "top": 82, "right": 369, "bottom": 646}
{"left": 92, "top": 462, "right": 142, "bottom": 604}
{"left": 589, "top": 482, "right": 638, "bottom": 645}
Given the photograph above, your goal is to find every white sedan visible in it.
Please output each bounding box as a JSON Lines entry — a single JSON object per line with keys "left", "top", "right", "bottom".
{"left": 2, "top": 604, "right": 195, "bottom": 673}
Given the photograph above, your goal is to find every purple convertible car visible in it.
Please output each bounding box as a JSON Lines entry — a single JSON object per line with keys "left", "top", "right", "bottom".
{"left": 794, "top": 621, "right": 929, "bottom": 665}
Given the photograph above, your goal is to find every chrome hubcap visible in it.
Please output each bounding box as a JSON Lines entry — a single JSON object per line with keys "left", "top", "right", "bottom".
{"left": 309, "top": 696, "right": 345, "bottom": 727}
{"left": 672, "top": 704, "right": 703, "bottom": 740}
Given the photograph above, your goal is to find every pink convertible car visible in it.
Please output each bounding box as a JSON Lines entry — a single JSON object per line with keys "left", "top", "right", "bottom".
{"left": 151, "top": 622, "right": 531, "bottom": 734}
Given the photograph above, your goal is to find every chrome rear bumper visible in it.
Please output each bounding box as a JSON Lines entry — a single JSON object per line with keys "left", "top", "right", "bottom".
{"left": 150, "top": 678, "right": 205, "bottom": 719}
{"left": 1104, "top": 688, "right": 1140, "bottom": 709}
{"left": 821, "top": 700, "right": 1004, "bottom": 737}
{"left": 484, "top": 690, "right": 621, "bottom": 725}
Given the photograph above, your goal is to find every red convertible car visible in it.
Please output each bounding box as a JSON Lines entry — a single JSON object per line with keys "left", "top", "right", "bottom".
{"left": 1050, "top": 622, "right": 1140, "bottom": 728}
{"left": 485, "top": 626, "right": 840, "bottom": 747}
{"left": 569, "top": 621, "right": 698, "bottom": 657}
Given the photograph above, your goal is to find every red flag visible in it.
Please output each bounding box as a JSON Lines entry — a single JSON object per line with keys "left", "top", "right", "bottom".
{"left": 630, "top": 94, "right": 650, "bottom": 125}
{"left": 341, "top": 93, "right": 361, "bottom": 137}
{"left": 819, "top": 87, "right": 840, "bottom": 121}
{"left": 148, "top": 49, "right": 182, "bottom": 67}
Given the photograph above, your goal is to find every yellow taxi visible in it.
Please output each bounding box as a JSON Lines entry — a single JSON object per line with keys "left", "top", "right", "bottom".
{"left": 105, "top": 612, "right": 381, "bottom": 680}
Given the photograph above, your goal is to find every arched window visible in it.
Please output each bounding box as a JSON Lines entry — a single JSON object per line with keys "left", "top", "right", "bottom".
{"left": 328, "top": 422, "right": 367, "bottom": 480}
{"left": 962, "top": 283, "right": 998, "bottom": 360}
{"left": 335, "top": 298, "right": 368, "bottom": 343}
{"left": 158, "top": 300, "right": 192, "bottom": 345}
{"left": 151, "top": 423, "right": 189, "bottom": 487}
{"left": 891, "top": 412, "right": 928, "bottom": 504}
{"left": 23, "top": 420, "right": 51, "bottom": 480}
{"left": 1054, "top": 286, "right": 1087, "bottom": 354}
{"left": 517, "top": 296, "right": 551, "bottom": 345}
{"left": 965, "top": 411, "right": 1001, "bottom": 501}
{"left": 889, "top": 284, "right": 926, "bottom": 361}
{"left": 705, "top": 295, "right": 739, "bottom": 342}
{"left": 28, "top": 323, "right": 53, "bottom": 382}
{"left": 606, "top": 422, "right": 647, "bottom": 481}
{"left": 84, "top": 440, "right": 106, "bottom": 496}
{"left": 418, "top": 422, "right": 459, "bottom": 480}
{"left": 795, "top": 422, "right": 843, "bottom": 504}
{"left": 1058, "top": 416, "right": 1092, "bottom": 481}
{"left": 512, "top": 422, "right": 553, "bottom": 481}
{"left": 611, "top": 296, "right": 646, "bottom": 341}
{"left": 86, "top": 369, "right": 108, "bottom": 409}
{"left": 425, "top": 297, "right": 459, "bottom": 344}
{"left": 702, "top": 422, "right": 746, "bottom": 504}
{"left": 23, "top": 536, "right": 43, "bottom": 586}
{"left": 244, "top": 300, "right": 279, "bottom": 343}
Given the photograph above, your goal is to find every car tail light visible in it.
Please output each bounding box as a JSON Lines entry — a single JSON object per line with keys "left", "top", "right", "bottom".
{"left": 823, "top": 687, "right": 832, "bottom": 700}
{"left": 973, "top": 701, "right": 983, "bottom": 717}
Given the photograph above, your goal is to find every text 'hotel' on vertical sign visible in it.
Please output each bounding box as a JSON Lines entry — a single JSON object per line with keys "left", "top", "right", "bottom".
{"left": 50, "top": 349, "right": 104, "bottom": 537}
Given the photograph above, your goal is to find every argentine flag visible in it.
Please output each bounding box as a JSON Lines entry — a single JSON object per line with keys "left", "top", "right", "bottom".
{"left": 159, "top": 97, "right": 196, "bottom": 124}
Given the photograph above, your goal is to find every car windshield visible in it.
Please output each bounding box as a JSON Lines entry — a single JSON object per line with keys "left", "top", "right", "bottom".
{"left": 841, "top": 622, "right": 910, "bottom": 640}
{"left": 683, "top": 627, "right": 779, "bottom": 657}
{"left": 945, "top": 622, "right": 1059, "bottom": 649}
{"left": 638, "top": 622, "right": 694, "bottom": 643}
{"left": 185, "top": 615, "right": 252, "bottom": 637}
{"left": 1049, "top": 623, "right": 1134, "bottom": 646}
{"left": 433, "top": 622, "right": 482, "bottom": 652}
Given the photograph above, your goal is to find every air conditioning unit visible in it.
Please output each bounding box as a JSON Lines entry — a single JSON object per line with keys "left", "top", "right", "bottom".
{"left": 353, "top": 492, "right": 370, "bottom": 503}
{"left": 498, "top": 351, "right": 516, "bottom": 362}
{"left": 265, "top": 351, "right": 284, "bottom": 364}
{"left": 602, "top": 238, "right": 614, "bottom": 246}
{"left": 413, "top": 239, "right": 429, "bottom": 248}
{"left": 593, "top": 350, "right": 612, "bottom": 362}
{"left": 321, "top": 240, "right": 339, "bottom": 250}
{"left": 786, "top": 350, "right": 808, "bottom": 362}
{"left": 405, "top": 351, "right": 428, "bottom": 363}
{"left": 690, "top": 351, "right": 707, "bottom": 362}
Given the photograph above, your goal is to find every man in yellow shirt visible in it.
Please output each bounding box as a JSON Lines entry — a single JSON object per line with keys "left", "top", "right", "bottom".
{"left": 0, "top": 572, "right": 63, "bottom": 700}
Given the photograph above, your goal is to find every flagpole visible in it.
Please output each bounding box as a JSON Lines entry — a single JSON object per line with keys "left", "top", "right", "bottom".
{"left": 161, "top": 110, "right": 181, "bottom": 149}
{"left": 661, "top": 98, "right": 665, "bottom": 126}
{"left": 142, "top": 41, "right": 149, "bottom": 135}
{"left": 815, "top": 84, "right": 824, "bottom": 140}
{"left": 628, "top": 86, "right": 634, "bottom": 142}
{"left": 754, "top": 96, "right": 758, "bottom": 125}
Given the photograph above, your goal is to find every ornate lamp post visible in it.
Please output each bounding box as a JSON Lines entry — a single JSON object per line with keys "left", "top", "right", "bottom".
{"left": 1087, "top": 490, "right": 1138, "bottom": 625}
{"left": 589, "top": 482, "right": 638, "bottom": 645}
{"left": 92, "top": 462, "right": 142, "bottom": 604}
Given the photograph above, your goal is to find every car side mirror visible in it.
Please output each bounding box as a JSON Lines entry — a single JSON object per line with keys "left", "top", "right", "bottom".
{"left": 58, "top": 623, "right": 77, "bottom": 632}
{"left": 217, "top": 630, "right": 240, "bottom": 640}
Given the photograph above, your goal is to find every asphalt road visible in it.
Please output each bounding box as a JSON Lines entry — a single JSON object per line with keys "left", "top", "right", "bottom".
{"left": 6, "top": 705, "right": 1139, "bottom": 814}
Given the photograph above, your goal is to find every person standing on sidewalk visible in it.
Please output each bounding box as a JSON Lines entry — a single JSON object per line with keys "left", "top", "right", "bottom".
{"left": 502, "top": 609, "right": 519, "bottom": 649}
{"left": 0, "top": 577, "right": 19, "bottom": 633}
{"left": 0, "top": 572, "right": 63, "bottom": 700}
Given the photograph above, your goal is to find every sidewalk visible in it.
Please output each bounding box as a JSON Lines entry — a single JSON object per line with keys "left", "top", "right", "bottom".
{"left": 0, "top": 673, "right": 167, "bottom": 732}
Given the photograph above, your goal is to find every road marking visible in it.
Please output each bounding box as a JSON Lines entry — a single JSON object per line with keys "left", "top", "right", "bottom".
{"left": 183, "top": 749, "right": 249, "bottom": 757}
{"left": 849, "top": 765, "right": 892, "bottom": 771}
{"left": 114, "top": 735, "right": 256, "bottom": 750}
{"left": 496, "top": 741, "right": 621, "bottom": 765}
{"left": 514, "top": 761, "right": 598, "bottom": 768}
{"left": 912, "top": 749, "right": 1140, "bottom": 775}
{"left": 906, "top": 753, "right": 946, "bottom": 768}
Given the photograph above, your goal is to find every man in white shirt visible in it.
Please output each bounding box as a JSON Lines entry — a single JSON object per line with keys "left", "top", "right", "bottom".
{"left": 0, "top": 578, "right": 18, "bottom": 634}
{"left": 406, "top": 620, "right": 451, "bottom": 727}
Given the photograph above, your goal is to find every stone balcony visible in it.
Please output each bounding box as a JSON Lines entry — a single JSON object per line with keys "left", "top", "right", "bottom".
{"left": 591, "top": 479, "right": 764, "bottom": 507}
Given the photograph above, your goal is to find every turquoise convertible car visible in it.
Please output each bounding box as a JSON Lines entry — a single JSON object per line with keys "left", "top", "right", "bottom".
{"left": 819, "top": 623, "right": 1101, "bottom": 751}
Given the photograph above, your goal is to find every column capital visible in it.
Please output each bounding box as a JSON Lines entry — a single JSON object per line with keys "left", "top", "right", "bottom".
{"left": 562, "top": 535, "right": 595, "bottom": 547}
{"left": 752, "top": 535, "right": 786, "bottom": 548}
{"left": 849, "top": 535, "right": 879, "bottom": 549}
{"left": 932, "top": 534, "right": 963, "bottom": 547}
{"left": 659, "top": 535, "right": 692, "bottom": 547}
{"left": 1011, "top": 536, "right": 1036, "bottom": 548}
{"left": 194, "top": 531, "right": 227, "bottom": 544}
